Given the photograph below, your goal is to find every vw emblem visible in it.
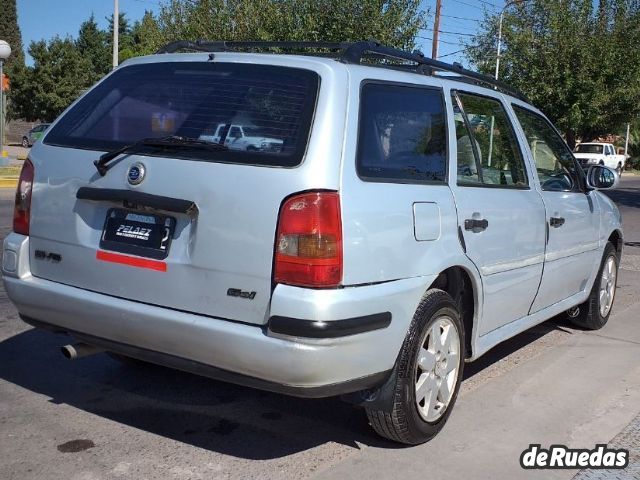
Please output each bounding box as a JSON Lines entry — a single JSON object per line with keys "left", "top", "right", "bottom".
{"left": 127, "top": 163, "right": 146, "bottom": 185}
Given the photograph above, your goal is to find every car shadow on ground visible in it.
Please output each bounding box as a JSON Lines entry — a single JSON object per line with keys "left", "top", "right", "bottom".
{"left": 0, "top": 313, "right": 575, "bottom": 459}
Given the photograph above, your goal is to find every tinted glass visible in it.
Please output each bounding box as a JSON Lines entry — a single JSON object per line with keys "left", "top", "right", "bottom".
{"left": 357, "top": 83, "right": 447, "bottom": 183}
{"left": 44, "top": 62, "right": 319, "bottom": 167}
{"left": 455, "top": 92, "right": 528, "bottom": 188}
{"left": 513, "top": 105, "right": 579, "bottom": 192}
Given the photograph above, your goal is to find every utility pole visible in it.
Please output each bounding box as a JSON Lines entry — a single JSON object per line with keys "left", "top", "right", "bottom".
{"left": 624, "top": 123, "right": 630, "bottom": 158}
{"left": 112, "top": 0, "right": 119, "bottom": 69}
{"left": 431, "top": 0, "right": 442, "bottom": 59}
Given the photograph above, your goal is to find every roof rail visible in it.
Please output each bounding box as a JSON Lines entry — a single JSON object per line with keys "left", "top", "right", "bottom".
{"left": 155, "top": 40, "right": 527, "bottom": 101}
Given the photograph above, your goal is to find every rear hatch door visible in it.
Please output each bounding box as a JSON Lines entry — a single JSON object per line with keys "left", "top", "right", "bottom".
{"left": 28, "top": 59, "right": 320, "bottom": 326}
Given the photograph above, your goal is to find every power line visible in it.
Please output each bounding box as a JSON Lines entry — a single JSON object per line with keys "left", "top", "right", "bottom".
{"left": 449, "top": 0, "right": 498, "bottom": 12}
{"left": 441, "top": 14, "right": 483, "bottom": 22}
{"left": 475, "top": 0, "right": 500, "bottom": 8}
{"left": 439, "top": 48, "right": 467, "bottom": 58}
{"left": 438, "top": 23, "right": 479, "bottom": 32}
{"left": 437, "top": 29, "right": 476, "bottom": 37}
{"left": 417, "top": 35, "right": 463, "bottom": 46}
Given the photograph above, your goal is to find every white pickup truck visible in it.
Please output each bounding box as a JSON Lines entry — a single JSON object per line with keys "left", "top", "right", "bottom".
{"left": 199, "top": 123, "right": 284, "bottom": 152}
{"left": 574, "top": 142, "right": 626, "bottom": 173}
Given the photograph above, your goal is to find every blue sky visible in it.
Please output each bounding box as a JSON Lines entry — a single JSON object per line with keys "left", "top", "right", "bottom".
{"left": 17, "top": 0, "right": 162, "bottom": 64}
{"left": 16, "top": 0, "right": 499, "bottom": 67}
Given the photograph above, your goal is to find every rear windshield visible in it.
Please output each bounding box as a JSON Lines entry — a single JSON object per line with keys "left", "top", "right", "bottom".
{"left": 44, "top": 62, "right": 320, "bottom": 167}
{"left": 574, "top": 144, "right": 604, "bottom": 154}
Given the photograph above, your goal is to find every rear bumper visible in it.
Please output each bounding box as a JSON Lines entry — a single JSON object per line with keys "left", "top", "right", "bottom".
{"left": 2, "top": 233, "right": 433, "bottom": 397}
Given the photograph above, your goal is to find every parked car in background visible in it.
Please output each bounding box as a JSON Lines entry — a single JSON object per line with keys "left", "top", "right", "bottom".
{"left": 574, "top": 142, "right": 626, "bottom": 174}
{"left": 199, "top": 123, "right": 284, "bottom": 152}
{"left": 22, "top": 124, "right": 51, "bottom": 148}
{"left": 2, "top": 41, "right": 623, "bottom": 445}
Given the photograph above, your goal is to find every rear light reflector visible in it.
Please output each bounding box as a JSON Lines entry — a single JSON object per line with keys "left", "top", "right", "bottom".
{"left": 274, "top": 191, "right": 343, "bottom": 288}
{"left": 13, "top": 159, "right": 34, "bottom": 236}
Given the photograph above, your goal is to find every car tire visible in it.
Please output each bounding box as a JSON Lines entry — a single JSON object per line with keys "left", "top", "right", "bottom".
{"left": 22, "top": 137, "right": 29, "bottom": 148}
{"left": 566, "top": 242, "right": 619, "bottom": 330}
{"left": 365, "top": 289, "right": 465, "bottom": 445}
{"left": 617, "top": 163, "right": 622, "bottom": 176}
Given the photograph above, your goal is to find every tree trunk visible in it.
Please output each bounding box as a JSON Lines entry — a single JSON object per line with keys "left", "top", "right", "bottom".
{"left": 565, "top": 129, "right": 576, "bottom": 149}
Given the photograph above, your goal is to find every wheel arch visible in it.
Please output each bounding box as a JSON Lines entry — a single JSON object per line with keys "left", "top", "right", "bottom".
{"left": 608, "top": 229, "right": 623, "bottom": 259}
{"left": 428, "top": 265, "right": 481, "bottom": 359}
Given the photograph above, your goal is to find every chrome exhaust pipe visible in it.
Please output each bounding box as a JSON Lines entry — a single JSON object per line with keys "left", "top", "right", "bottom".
{"left": 61, "top": 343, "right": 103, "bottom": 360}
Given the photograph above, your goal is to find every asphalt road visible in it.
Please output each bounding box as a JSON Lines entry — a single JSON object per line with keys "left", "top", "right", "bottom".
{"left": 0, "top": 178, "right": 639, "bottom": 480}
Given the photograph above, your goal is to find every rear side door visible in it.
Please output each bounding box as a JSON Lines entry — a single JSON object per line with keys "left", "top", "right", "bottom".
{"left": 511, "top": 105, "right": 600, "bottom": 311}
{"left": 448, "top": 90, "right": 546, "bottom": 336}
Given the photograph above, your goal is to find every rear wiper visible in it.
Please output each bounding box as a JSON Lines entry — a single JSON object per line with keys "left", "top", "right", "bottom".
{"left": 94, "top": 136, "right": 229, "bottom": 176}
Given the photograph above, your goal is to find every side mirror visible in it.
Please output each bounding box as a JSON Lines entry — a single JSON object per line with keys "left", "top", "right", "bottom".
{"left": 586, "top": 165, "right": 619, "bottom": 190}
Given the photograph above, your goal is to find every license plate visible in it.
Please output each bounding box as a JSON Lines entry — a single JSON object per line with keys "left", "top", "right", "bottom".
{"left": 100, "top": 208, "right": 176, "bottom": 260}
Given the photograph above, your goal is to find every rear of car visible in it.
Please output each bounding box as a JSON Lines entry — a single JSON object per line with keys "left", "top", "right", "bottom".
{"left": 2, "top": 53, "right": 416, "bottom": 394}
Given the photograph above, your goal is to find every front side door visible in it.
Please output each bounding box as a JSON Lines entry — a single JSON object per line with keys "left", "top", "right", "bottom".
{"left": 511, "top": 105, "right": 600, "bottom": 312}
{"left": 449, "top": 91, "right": 546, "bottom": 336}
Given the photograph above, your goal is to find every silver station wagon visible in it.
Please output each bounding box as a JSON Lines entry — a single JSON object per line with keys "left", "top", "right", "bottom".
{"left": 2, "top": 41, "right": 623, "bottom": 444}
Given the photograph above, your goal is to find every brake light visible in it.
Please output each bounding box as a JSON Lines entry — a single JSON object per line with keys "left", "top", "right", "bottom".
{"left": 274, "top": 191, "right": 342, "bottom": 288}
{"left": 13, "top": 159, "right": 34, "bottom": 236}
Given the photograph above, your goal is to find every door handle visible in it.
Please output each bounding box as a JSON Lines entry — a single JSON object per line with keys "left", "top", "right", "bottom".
{"left": 550, "top": 217, "right": 565, "bottom": 228}
{"left": 464, "top": 218, "right": 489, "bottom": 233}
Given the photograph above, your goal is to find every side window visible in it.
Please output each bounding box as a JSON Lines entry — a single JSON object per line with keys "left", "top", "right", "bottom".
{"left": 229, "top": 126, "right": 242, "bottom": 139}
{"left": 453, "top": 101, "right": 481, "bottom": 184}
{"left": 453, "top": 92, "right": 528, "bottom": 188}
{"left": 512, "top": 105, "right": 579, "bottom": 192}
{"left": 357, "top": 83, "right": 447, "bottom": 183}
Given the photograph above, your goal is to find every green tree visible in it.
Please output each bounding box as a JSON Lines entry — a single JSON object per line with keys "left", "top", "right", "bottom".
{"left": 156, "top": 0, "right": 426, "bottom": 50}
{"left": 0, "top": 0, "right": 26, "bottom": 122}
{"left": 77, "top": 15, "right": 110, "bottom": 82}
{"left": 23, "top": 37, "right": 94, "bottom": 121}
{"left": 0, "top": 0, "right": 25, "bottom": 70}
{"left": 129, "top": 11, "right": 163, "bottom": 57}
{"left": 108, "top": 12, "right": 135, "bottom": 63}
{"left": 465, "top": 0, "right": 640, "bottom": 145}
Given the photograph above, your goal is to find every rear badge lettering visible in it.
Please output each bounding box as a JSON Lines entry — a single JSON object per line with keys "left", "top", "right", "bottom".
{"left": 227, "top": 288, "right": 257, "bottom": 300}
{"left": 34, "top": 250, "right": 62, "bottom": 263}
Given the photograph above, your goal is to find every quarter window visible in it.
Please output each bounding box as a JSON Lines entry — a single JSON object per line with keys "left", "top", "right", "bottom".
{"left": 357, "top": 83, "right": 447, "bottom": 183}
{"left": 453, "top": 92, "right": 528, "bottom": 188}
{"left": 513, "top": 106, "right": 579, "bottom": 192}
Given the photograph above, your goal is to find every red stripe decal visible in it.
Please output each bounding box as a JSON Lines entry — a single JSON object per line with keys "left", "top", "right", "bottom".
{"left": 96, "top": 250, "right": 167, "bottom": 272}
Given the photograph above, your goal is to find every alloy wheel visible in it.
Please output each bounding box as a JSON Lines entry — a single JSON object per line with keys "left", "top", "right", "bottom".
{"left": 414, "top": 315, "right": 461, "bottom": 423}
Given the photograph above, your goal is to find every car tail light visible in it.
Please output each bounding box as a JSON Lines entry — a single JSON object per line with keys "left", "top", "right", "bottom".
{"left": 13, "top": 158, "right": 34, "bottom": 236}
{"left": 274, "top": 191, "right": 342, "bottom": 288}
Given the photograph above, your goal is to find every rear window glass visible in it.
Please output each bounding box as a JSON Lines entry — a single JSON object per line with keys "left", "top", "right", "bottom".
{"left": 574, "top": 144, "right": 604, "bottom": 154}
{"left": 356, "top": 83, "right": 447, "bottom": 183}
{"left": 44, "top": 62, "right": 320, "bottom": 167}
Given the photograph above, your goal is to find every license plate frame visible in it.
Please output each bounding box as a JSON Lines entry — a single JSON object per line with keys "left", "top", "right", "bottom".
{"left": 100, "top": 208, "right": 176, "bottom": 260}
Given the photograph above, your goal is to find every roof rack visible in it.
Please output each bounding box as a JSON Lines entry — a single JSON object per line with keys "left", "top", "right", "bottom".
{"left": 156, "top": 40, "right": 527, "bottom": 101}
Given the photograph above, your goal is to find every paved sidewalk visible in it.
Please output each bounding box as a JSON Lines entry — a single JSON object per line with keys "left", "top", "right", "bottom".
{"left": 573, "top": 413, "right": 640, "bottom": 480}
{"left": 315, "top": 300, "right": 640, "bottom": 480}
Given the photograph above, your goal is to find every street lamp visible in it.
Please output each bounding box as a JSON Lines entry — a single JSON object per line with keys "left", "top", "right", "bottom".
{"left": 0, "top": 40, "right": 11, "bottom": 158}
{"left": 495, "top": 0, "right": 522, "bottom": 80}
